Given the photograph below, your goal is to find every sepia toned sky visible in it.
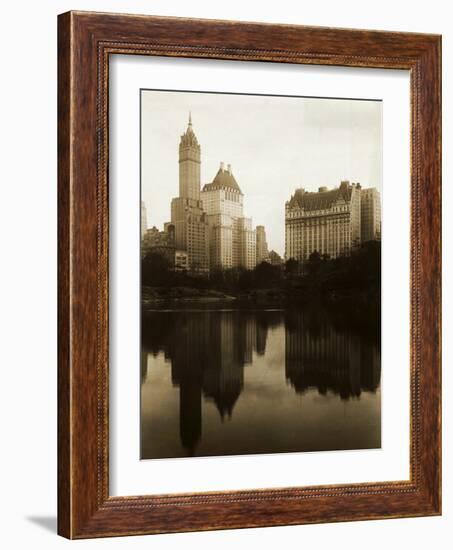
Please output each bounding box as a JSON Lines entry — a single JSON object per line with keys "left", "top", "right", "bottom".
{"left": 141, "top": 90, "right": 382, "bottom": 256}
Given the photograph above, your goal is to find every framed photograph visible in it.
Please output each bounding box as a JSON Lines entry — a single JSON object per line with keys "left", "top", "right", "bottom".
{"left": 58, "top": 11, "right": 441, "bottom": 538}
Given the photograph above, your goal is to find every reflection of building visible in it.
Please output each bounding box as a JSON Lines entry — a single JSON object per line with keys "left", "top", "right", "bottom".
{"left": 256, "top": 225, "right": 269, "bottom": 264}
{"left": 255, "top": 315, "right": 269, "bottom": 355}
{"left": 141, "top": 201, "right": 148, "bottom": 239}
{"left": 170, "top": 114, "right": 210, "bottom": 274}
{"left": 142, "top": 307, "right": 380, "bottom": 457}
{"left": 361, "top": 187, "right": 381, "bottom": 242}
{"left": 142, "top": 310, "right": 273, "bottom": 454}
{"left": 285, "top": 309, "right": 380, "bottom": 399}
{"left": 203, "top": 312, "right": 245, "bottom": 419}
{"left": 169, "top": 314, "right": 208, "bottom": 455}
{"left": 201, "top": 162, "right": 257, "bottom": 270}
{"left": 169, "top": 311, "right": 259, "bottom": 450}
{"left": 285, "top": 181, "right": 363, "bottom": 261}
{"left": 241, "top": 315, "right": 257, "bottom": 364}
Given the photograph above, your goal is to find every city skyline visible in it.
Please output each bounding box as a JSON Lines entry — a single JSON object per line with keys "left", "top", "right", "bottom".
{"left": 141, "top": 90, "right": 382, "bottom": 256}
{"left": 140, "top": 90, "right": 382, "bottom": 460}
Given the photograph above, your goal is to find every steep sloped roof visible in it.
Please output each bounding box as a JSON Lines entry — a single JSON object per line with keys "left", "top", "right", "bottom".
{"left": 179, "top": 114, "right": 200, "bottom": 149}
{"left": 288, "top": 182, "right": 353, "bottom": 211}
{"left": 202, "top": 166, "right": 242, "bottom": 193}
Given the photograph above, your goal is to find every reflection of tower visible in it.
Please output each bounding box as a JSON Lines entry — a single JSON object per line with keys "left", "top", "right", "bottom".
{"left": 360, "top": 344, "right": 381, "bottom": 391}
{"left": 255, "top": 310, "right": 281, "bottom": 355}
{"left": 203, "top": 312, "right": 244, "bottom": 419}
{"left": 170, "top": 114, "right": 209, "bottom": 274}
{"left": 242, "top": 314, "right": 256, "bottom": 364}
{"left": 179, "top": 379, "right": 202, "bottom": 455}
{"left": 255, "top": 321, "right": 268, "bottom": 356}
{"left": 285, "top": 310, "right": 380, "bottom": 399}
{"left": 143, "top": 310, "right": 272, "bottom": 454}
{"left": 170, "top": 312, "right": 210, "bottom": 455}
{"left": 140, "top": 350, "right": 148, "bottom": 384}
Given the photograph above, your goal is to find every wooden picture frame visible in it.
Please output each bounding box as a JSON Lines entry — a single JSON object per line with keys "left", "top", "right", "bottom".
{"left": 58, "top": 10, "right": 441, "bottom": 539}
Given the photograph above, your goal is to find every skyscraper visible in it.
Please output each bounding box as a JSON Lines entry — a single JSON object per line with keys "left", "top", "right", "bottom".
{"left": 141, "top": 201, "right": 148, "bottom": 239}
{"left": 256, "top": 225, "right": 269, "bottom": 264}
{"left": 201, "top": 163, "right": 257, "bottom": 270}
{"left": 170, "top": 115, "right": 210, "bottom": 273}
{"left": 152, "top": 114, "right": 265, "bottom": 274}
{"left": 361, "top": 187, "right": 381, "bottom": 242}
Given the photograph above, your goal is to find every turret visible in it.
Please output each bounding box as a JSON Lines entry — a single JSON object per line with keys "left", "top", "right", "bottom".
{"left": 179, "top": 113, "right": 201, "bottom": 200}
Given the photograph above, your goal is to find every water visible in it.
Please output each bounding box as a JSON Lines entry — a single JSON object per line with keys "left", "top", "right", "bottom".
{"left": 141, "top": 306, "right": 381, "bottom": 459}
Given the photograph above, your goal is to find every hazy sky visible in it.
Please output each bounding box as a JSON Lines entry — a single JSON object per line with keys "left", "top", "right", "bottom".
{"left": 141, "top": 90, "right": 382, "bottom": 256}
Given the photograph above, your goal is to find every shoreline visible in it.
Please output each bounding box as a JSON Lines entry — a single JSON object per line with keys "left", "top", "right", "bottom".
{"left": 141, "top": 285, "right": 380, "bottom": 314}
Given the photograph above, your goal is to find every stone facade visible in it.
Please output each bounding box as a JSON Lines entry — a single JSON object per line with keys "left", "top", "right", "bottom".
{"left": 170, "top": 115, "right": 210, "bottom": 274}
{"left": 236, "top": 216, "right": 256, "bottom": 270}
{"left": 256, "top": 225, "right": 269, "bottom": 265}
{"left": 361, "top": 187, "right": 381, "bottom": 242}
{"left": 201, "top": 162, "right": 258, "bottom": 271}
{"left": 142, "top": 224, "right": 176, "bottom": 265}
{"left": 141, "top": 201, "right": 148, "bottom": 239}
{"left": 174, "top": 250, "right": 189, "bottom": 271}
{"left": 285, "top": 181, "right": 364, "bottom": 261}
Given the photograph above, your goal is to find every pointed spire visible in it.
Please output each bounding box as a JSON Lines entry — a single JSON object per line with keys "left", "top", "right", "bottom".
{"left": 180, "top": 111, "right": 199, "bottom": 149}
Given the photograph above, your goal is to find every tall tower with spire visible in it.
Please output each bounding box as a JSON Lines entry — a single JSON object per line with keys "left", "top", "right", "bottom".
{"left": 171, "top": 114, "right": 209, "bottom": 274}
{"left": 179, "top": 113, "right": 201, "bottom": 200}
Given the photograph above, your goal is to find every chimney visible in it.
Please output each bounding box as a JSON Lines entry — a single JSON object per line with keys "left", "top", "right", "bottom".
{"left": 227, "top": 163, "right": 231, "bottom": 173}
{"left": 220, "top": 161, "right": 224, "bottom": 171}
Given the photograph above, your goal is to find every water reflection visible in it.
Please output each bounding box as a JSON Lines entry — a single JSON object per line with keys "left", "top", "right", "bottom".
{"left": 141, "top": 307, "right": 380, "bottom": 459}
{"left": 285, "top": 309, "right": 380, "bottom": 399}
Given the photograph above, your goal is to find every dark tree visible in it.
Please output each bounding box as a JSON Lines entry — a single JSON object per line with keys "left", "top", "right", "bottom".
{"left": 285, "top": 258, "right": 299, "bottom": 276}
{"left": 142, "top": 252, "right": 172, "bottom": 286}
{"left": 254, "top": 261, "right": 282, "bottom": 288}
{"left": 307, "top": 250, "right": 322, "bottom": 275}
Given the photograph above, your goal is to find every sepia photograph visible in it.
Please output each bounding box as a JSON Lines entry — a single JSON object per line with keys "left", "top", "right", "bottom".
{"left": 140, "top": 89, "right": 382, "bottom": 459}
{"left": 53, "top": 8, "right": 442, "bottom": 540}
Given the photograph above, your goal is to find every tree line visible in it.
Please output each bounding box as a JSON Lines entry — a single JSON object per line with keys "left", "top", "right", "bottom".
{"left": 142, "top": 241, "right": 380, "bottom": 299}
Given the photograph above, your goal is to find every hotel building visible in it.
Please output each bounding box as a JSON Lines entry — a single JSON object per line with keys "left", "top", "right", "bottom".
{"left": 285, "top": 181, "right": 363, "bottom": 261}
